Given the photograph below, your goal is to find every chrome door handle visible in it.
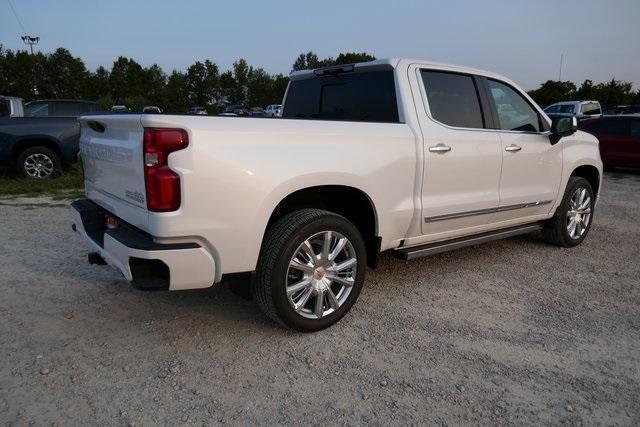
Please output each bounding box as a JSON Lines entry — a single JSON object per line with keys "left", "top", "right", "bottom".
{"left": 429, "top": 144, "right": 451, "bottom": 153}
{"left": 505, "top": 144, "right": 522, "bottom": 152}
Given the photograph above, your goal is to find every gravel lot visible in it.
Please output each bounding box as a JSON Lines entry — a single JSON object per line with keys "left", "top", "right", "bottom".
{"left": 1, "top": 171, "right": 639, "bottom": 425}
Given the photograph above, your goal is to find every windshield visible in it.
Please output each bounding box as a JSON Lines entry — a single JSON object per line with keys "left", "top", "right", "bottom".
{"left": 545, "top": 104, "right": 575, "bottom": 114}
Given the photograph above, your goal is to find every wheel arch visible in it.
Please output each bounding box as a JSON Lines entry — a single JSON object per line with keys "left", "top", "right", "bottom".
{"left": 570, "top": 164, "right": 601, "bottom": 197}
{"left": 11, "top": 137, "right": 63, "bottom": 162}
{"left": 265, "top": 185, "right": 381, "bottom": 267}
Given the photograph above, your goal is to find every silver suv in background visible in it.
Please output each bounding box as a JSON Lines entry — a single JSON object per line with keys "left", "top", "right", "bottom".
{"left": 265, "top": 104, "right": 282, "bottom": 117}
{"left": 544, "top": 100, "right": 602, "bottom": 119}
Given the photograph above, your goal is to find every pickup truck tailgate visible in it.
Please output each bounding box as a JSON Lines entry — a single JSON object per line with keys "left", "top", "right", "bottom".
{"left": 79, "top": 115, "right": 148, "bottom": 222}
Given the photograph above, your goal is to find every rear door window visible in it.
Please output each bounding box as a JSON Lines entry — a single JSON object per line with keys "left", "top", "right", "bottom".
{"left": 0, "top": 100, "right": 9, "bottom": 117}
{"left": 282, "top": 70, "right": 399, "bottom": 123}
{"left": 420, "top": 70, "right": 484, "bottom": 128}
{"left": 488, "top": 79, "right": 541, "bottom": 132}
{"left": 630, "top": 120, "right": 640, "bottom": 137}
{"left": 25, "top": 101, "right": 49, "bottom": 117}
{"left": 51, "top": 102, "right": 83, "bottom": 116}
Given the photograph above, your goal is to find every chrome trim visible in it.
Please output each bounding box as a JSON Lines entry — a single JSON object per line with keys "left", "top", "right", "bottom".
{"left": 428, "top": 144, "right": 451, "bottom": 153}
{"left": 414, "top": 66, "right": 551, "bottom": 135}
{"left": 425, "top": 200, "right": 552, "bottom": 223}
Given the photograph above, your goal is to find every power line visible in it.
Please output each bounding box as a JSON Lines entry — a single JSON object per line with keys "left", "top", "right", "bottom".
{"left": 6, "top": 0, "right": 27, "bottom": 35}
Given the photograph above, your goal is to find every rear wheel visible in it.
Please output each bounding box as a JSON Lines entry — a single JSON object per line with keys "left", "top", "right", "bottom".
{"left": 16, "top": 146, "right": 61, "bottom": 179}
{"left": 543, "top": 176, "right": 594, "bottom": 247}
{"left": 253, "top": 209, "right": 366, "bottom": 332}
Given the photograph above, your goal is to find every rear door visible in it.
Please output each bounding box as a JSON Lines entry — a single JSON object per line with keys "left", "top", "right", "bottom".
{"left": 484, "top": 78, "right": 562, "bottom": 220}
{"left": 411, "top": 67, "right": 502, "bottom": 237}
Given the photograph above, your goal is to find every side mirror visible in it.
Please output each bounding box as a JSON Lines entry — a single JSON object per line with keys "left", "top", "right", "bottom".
{"left": 550, "top": 116, "right": 578, "bottom": 144}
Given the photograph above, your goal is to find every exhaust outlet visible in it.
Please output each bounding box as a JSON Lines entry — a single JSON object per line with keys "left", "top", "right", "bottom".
{"left": 88, "top": 252, "right": 107, "bottom": 266}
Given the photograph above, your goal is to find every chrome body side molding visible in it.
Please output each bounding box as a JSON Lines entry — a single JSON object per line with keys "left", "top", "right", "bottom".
{"left": 424, "top": 200, "right": 552, "bottom": 223}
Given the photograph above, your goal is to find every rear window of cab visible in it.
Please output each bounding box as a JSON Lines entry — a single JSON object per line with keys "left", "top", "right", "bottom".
{"left": 282, "top": 70, "right": 399, "bottom": 123}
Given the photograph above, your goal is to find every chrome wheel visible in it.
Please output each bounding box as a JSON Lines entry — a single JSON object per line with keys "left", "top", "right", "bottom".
{"left": 23, "top": 153, "right": 55, "bottom": 178}
{"left": 286, "top": 230, "right": 357, "bottom": 319}
{"left": 567, "top": 187, "right": 591, "bottom": 239}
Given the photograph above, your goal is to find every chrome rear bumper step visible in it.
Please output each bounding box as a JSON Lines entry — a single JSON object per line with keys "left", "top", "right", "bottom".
{"left": 395, "top": 223, "right": 544, "bottom": 261}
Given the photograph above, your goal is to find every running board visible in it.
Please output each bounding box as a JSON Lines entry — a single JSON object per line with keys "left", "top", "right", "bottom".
{"left": 395, "top": 223, "right": 544, "bottom": 261}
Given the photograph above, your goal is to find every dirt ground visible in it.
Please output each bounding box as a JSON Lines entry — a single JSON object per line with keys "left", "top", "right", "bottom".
{"left": 1, "top": 170, "right": 639, "bottom": 425}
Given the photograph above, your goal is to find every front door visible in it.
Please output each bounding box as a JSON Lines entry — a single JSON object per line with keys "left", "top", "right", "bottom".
{"left": 485, "top": 78, "right": 563, "bottom": 220}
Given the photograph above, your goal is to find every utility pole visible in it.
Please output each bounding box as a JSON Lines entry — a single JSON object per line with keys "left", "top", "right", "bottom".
{"left": 558, "top": 53, "right": 564, "bottom": 81}
{"left": 21, "top": 35, "right": 40, "bottom": 54}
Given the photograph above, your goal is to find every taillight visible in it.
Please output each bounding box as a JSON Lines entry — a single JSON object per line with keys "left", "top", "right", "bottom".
{"left": 143, "top": 128, "right": 189, "bottom": 212}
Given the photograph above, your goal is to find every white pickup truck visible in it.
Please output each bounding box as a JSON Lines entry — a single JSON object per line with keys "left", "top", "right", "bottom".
{"left": 72, "top": 59, "right": 602, "bottom": 331}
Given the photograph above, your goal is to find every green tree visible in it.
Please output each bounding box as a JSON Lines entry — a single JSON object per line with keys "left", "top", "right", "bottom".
{"left": 162, "top": 71, "right": 188, "bottom": 113}
{"left": 109, "top": 56, "right": 147, "bottom": 102}
{"left": 39, "top": 48, "right": 88, "bottom": 98}
{"left": 576, "top": 79, "right": 635, "bottom": 107}
{"left": 85, "top": 66, "right": 111, "bottom": 101}
{"left": 291, "top": 51, "right": 336, "bottom": 71}
{"left": 334, "top": 52, "right": 376, "bottom": 65}
{"left": 185, "top": 60, "right": 219, "bottom": 108}
{"left": 291, "top": 51, "right": 376, "bottom": 71}
{"left": 527, "top": 80, "right": 577, "bottom": 107}
{"left": 272, "top": 73, "right": 289, "bottom": 104}
{"left": 143, "top": 64, "right": 167, "bottom": 106}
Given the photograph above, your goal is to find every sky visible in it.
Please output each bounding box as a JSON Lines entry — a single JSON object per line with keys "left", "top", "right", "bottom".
{"left": 1, "top": 0, "right": 639, "bottom": 90}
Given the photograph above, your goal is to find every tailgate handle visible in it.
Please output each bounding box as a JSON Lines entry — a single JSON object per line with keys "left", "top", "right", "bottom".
{"left": 87, "top": 120, "right": 106, "bottom": 133}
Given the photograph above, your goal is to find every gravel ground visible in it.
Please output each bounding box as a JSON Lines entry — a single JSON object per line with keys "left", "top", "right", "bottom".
{"left": 1, "top": 171, "right": 639, "bottom": 425}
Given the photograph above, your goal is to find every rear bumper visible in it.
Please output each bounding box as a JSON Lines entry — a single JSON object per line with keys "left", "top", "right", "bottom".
{"left": 71, "top": 199, "right": 216, "bottom": 291}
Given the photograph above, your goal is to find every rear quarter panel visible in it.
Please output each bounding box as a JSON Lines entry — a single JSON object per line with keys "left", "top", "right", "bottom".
{"left": 140, "top": 115, "right": 419, "bottom": 278}
{"left": 0, "top": 117, "right": 80, "bottom": 164}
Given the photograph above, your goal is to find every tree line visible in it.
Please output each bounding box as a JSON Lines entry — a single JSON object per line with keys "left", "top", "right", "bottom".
{"left": 0, "top": 45, "right": 637, "bottom": 112}
{"left": 0, "top": 46, "right": 374, "bottom": 113}
{"left": 527, "top": 79, "right": 640, "bottom": 108}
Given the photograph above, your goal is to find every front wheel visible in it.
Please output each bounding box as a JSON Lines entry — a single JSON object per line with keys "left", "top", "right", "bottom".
{"left": 543, "top": 176, "right": 595, "bottom": 247}
{"left": 253, "top": 209, "right": 366, "bottom": 332}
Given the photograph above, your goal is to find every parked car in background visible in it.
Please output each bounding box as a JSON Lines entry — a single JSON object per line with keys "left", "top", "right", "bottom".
{"left": 579, "top": 115, "right": 640, "bottom": 168}
{"left": 0, "top": 95, "right": 25, "bottom": 117}
{"left": 0, "top": 98, "right": 98, "bottom": 178}
{"left": 265, "top": 104, "right": 282, "bottom": 117}
{"left": 602, "top": 105, "right": 640, "bottom": 115}
{"left": 25, "top": 99, "right": 102, "bottom": 117}
{"left": 142, "top": 106, "right": 162, "bottom": 114}
{"left": 72, "top": 59, "right": 602, "bottom": 331}
{"left": 544, "top": 100, "right": 602, "bottom": 120}
{"left": 110, "top": 105, "right": 131, "bottom": 113}
{"left": 223, "top": 105, "right": 250, "bottom": 116}
{"left": 249, "top": 107, "right": 265, "bottom": 117}
{"left": 188, "top": 107, "right": 208, "bottom": 115}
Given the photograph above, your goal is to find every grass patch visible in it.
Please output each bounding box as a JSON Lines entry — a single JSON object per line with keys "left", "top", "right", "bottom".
{"left": 0, "top": 165, "right": 84, "bottom": 197}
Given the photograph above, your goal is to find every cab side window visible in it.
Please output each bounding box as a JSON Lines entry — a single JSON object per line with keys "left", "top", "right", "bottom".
{"left": 25, "top": 101, "right": 49, "bottom": 117}
{"left": 421, "top": 70, "right": 484, "bottom": 129}
{"left": 581, "top": 102, "right": 601, "bottom": 116}
{"left": 488, "top": 79, "right": 541, "bottom": 132}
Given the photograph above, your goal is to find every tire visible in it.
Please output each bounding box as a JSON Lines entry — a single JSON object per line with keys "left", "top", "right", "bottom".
{"left": 543, "top": 176, "right": 594, "bottom": 247}
{"left": 253, "top": 209, "right": 367, "bottom": 332}
{"left": 16, "top": 146, "right": 61, "bottom": 179}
